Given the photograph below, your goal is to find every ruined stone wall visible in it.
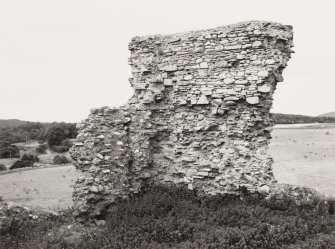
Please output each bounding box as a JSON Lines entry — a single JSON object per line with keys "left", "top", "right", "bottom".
{"left": 70, "top": 21, "right": 294, "bottom": 220}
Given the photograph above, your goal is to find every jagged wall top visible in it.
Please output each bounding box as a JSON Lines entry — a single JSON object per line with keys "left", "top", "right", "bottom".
{"left": 127, "top": 21, "right": 293, "bottom": 109}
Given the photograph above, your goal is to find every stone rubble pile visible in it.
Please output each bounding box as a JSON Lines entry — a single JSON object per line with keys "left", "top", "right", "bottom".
{"left": 70, "top": 21, "right": 294, "bottom": 220}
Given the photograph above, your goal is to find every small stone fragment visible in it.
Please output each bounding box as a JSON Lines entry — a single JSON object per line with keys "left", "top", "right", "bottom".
{"left": 252, "top": 41, "right": 262, "bottom": 47}
{"left": 223, "top": 78, "right": 235, "bottom": 84}
{"left": 164, "top": 79, "right": 173, "bottom": 86}
{"left": 257, "top": 70, "right": 269, "bottom": 77}
{"left": 184, "top": 75, "right": 193, "bottom": 80}
{"left": 265, "top": 59, "right": 275, "bottom": 65}
{"left": 197, "top": 94, "right": 209, "bottom": 105}
{"left": 258, "top": 185, "right": 270, "bottom": 194}
{"left": 246, "top": 96, "right": 259, "bottom": 104}
{"left": 161, "top": 64, "right": 178, "bottom": 72}
{"left": 200, "top": 62, "right": 209, "bottom": 69}
{"left": 258, "top": 85, "right": 271, "bottom": 93}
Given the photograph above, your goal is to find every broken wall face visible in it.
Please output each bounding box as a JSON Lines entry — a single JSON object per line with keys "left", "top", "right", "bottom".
{"left": 70, "top": 21, "right": 294, "bottom": 220}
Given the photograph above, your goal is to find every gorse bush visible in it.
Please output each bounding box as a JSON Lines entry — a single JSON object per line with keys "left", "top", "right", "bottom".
{"left": 53, "top": 155, "right": 70, "bottom": 165}
{"left": 9, "top": 154, "right": 39, "bottom": 170}
{"left": 21, "top": 154, "right": 39, "bottom": 162}
{"left": 0, "top": 164, "right": 6, "bottom": 171}
{"left": 9, "top": 160, "right": 34, "bottom": 170}
{"left": 36, "top": 144, "right": 48, "bottom": 154}
{"left": 1, "top": 186, "right": 335, "bottom": 249}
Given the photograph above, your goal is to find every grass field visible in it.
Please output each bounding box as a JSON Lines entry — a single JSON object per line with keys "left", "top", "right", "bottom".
{"left": 0, "top": 166, "right": 76, "bottom": 211}
{"left": 0, "top": 123, "right": 334, "bottom": 211}
{"left": 271, "top": 123, "right": 335, "bottom": 196}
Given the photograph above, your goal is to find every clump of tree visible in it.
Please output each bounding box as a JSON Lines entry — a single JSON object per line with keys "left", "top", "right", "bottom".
{"left": 9, "top": 154, "right": 39, "bottom": 170}
{"left": 0, "top": 122, "right": 47, "bottom": 145}
{"left": 39, "top": 123, "right": 77, "bottom": 152}
{"left": 0, "top": 121, "right": 78, "bottom": 157}
{"left": 53, "top": 155, "right": 70, "bottom": 165}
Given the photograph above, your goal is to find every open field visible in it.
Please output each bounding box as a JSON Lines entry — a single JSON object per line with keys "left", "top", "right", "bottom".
{"left": 0, "top": 140, "right": 72, "bottom": 170}
{"left": 271, "top": 123, "right": 335, "bottom": 196}
{"left": 0, "top": 123, "right": 334, "bottom": 210}
{"left": 0, "top": 165, "right": 76, "bottom": 211}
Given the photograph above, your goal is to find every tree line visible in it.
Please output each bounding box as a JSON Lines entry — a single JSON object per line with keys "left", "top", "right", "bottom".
{"left": 0, "top": 122, "right": 78, "bottom": 159}
{"left": 272, "top": 113, "right": 335, "bottom": 124}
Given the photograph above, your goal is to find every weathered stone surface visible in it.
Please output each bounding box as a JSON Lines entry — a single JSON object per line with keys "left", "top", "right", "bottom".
{"left": 258, "top": 85, "right": 271, "bottom": 93}
{"left": 70, "top": 21, "right": 294, "bottom": 220}
{"left": 197, "top": 94, "right": 209, "bottom": 105}
{"left": 246, "top": 96, "right": 260, "bottom": 105}
{"left": 224, "top": 78, "right": 235, "bottom": 84}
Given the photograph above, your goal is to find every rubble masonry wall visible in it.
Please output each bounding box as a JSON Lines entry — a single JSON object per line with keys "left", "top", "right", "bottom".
{"left": 70, "top": 21, "right": 294, "bottom": 219}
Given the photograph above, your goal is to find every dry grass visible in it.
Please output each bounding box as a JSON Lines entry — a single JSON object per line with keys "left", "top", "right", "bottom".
{"left": 0, "top": 166, "right": 76, "bottom": 210}
{"left": 271, "top": 123, "right": 335, "bottom": 197}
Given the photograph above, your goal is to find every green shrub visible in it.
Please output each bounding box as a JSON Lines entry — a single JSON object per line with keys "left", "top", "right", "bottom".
{"left": 21, "top": 154, "right": 39, "bottom": 162}
{"left": 36, "top": 144, "right": 48, "bottom": 154}
{"left": 0, "top": 164, "right": 6, "bottom": 172}
{"left": 53, "top": 155, "right": 70, "bottom": 165}
{"left": 9, "top": 160, "right": 34, "bottom": 170}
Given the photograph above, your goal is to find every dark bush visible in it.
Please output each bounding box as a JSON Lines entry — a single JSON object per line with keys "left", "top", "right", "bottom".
{"left": 60, "top": 139, "right": 73, "bottom": 148}
{"left": 9, "top": 160, "right": 34, "bottom": 170}
{"left": 0, "top": 145, "right": 20, "bottom": 159}
{"left": 53, "top": 155, "right": 70, "bottom": 165}
{"left": 21, "top": 154, "right": 39, "bottom": 162}
{"left": 36, "top": 144, "right": 48, "bottom": 154}
{"left": 51, "top": 145, "right": 70, "bottom": 153}
{"left": 0, "top": 164, "right": 6, "bottom": 172}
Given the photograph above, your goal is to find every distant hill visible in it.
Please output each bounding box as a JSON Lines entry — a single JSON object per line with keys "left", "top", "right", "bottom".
{"left": 318, "top": 111, "right": 335, "bottom": 118}
{"left": 272, "top": 113, "right": 335, "bottom": 124}
{"left": 0, "top": 119, "right": 30, "bottom": 128}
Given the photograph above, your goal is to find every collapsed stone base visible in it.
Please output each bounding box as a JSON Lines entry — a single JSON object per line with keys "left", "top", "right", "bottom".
{"left": 70, "top": 21, "right": 294, "bottom": 220}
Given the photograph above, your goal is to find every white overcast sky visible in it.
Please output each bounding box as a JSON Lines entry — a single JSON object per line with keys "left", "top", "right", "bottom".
{"left": 0, "top": 0, "right": 334, "bottom": 122}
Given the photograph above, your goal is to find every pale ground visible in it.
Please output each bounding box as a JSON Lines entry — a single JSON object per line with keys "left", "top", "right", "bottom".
{"left": 0, "top": 123, "right": 334, "bottom": 211}
{"left": 271, "top": 123, "right": 335, "bottom": 197}
{"left": 0, "top": 166, "right": 76, "bottom": 211}
{"left": 0, "top": 142, "right": 75, "bottom": 211}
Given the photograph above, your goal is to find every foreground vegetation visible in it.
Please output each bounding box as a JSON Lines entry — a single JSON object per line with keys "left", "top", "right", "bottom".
{"left": 1, "top": 186, "right": 335, "bottom": 249}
